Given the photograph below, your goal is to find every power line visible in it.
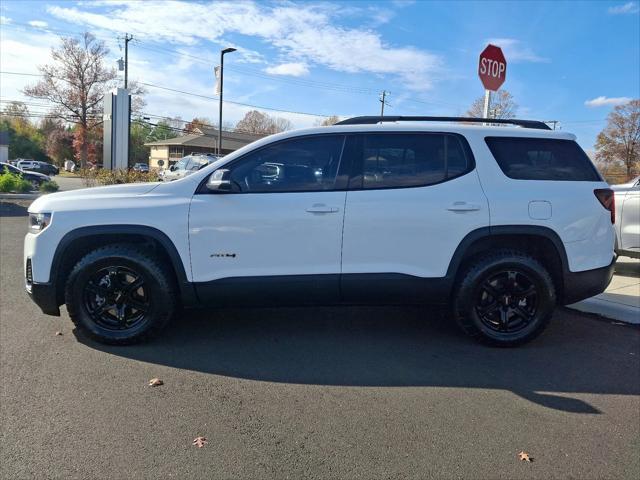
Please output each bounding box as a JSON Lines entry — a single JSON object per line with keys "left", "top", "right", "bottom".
{"left": 137, "top": 81, "right": 333, "bottom": 118}
{"left": 0, "top": 70, "right": 335, "bottom": 118}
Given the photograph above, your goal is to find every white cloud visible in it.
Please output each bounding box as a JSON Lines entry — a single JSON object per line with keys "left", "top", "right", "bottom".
{"left": 608, "top": 2, "right": 639, "bottom": 14}
{"left": 264, "top": 62, "right": 309, "bottom": 77}
{"left": 46, "top": 1, "right": 443, "bottom": 90}
{"left": 0, "top": 15, "right": 11, "bottom": 24}
{"left": 584, "top": 96, "right": 633, "bottom": 107}
{"left": 0, "top": 29, "right": 60, "bottom": 106}
{"left": 485, "top": 38, "right": 549, "bottom": 63}
{"left": 28, "top": 20, "right": 48, "bottom": 28}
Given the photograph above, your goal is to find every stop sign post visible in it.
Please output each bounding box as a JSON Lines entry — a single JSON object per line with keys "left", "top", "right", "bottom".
{"left": 478, "top": 44, "right": 507, "bottom": 118}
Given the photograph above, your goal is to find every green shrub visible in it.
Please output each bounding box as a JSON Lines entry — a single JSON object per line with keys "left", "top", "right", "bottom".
{"left": 15, "top": 177, "right": 33, "bottom": 193}
{"left": 0, "top": 172, "right": 33, "bottom": 193}
{"left": 80, "top": 168, "right": 159, "bottom": 187}
{"left": 39, "top": 180, "right": 59, "bottom": 193}
{"left": 0, "top": 172, "right": 18, "bottom": 192}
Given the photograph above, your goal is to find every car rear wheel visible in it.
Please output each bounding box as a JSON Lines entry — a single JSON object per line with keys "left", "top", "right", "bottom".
{"left": 453, "top": 250, "right": 556, "bottom": 347}
{"left": 65, "top": 244, "right": 176, "bottom": 344}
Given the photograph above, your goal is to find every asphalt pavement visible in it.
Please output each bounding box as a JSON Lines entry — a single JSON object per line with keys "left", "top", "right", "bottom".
{"left": 1, "top": 204, "right": 639, "bottom": 479}
{"left": 51, "top": 174, "right": 86, "bottom": 192}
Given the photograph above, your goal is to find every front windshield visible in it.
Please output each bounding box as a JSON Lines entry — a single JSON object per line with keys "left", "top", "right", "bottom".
{"left": 174, "top": 157, "right": 190, "bottom": 170}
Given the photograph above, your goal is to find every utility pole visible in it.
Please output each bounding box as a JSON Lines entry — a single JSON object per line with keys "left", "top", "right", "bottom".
{"left": 547, "top": 120, "right": 559, "bottom": 130}
{"left": 124, "top": 33, "right": 133, "bottom": 89}
{"left": 379, "top": 90, "right": 390, "bottom": 119}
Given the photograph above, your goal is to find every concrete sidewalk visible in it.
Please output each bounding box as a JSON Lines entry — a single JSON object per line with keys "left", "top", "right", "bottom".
{"left": 569, "top": 257, "right": 640, "bottom": 324}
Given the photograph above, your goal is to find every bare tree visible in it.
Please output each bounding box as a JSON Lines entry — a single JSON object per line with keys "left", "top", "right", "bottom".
{"left": 467, "top": 90, "right": 517, "bottom": 119}
{"left": 315, "top": 115, "right": 340, "bottom": 126}
{"left": 235, "top": 110, "right": 293, "bottom": 134}
{"left": 24, "top": 33, "right": 116, "bottom": 167}
{"left": 595, "top": 99, "right": 640, "bottom": 180}
{"left": 2, "top": 101, "right": 30, "bottom": 121}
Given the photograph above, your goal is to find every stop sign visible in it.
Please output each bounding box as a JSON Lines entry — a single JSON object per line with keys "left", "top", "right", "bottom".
{"left": 478, "top": 44, "right": 507, "bottom": 91}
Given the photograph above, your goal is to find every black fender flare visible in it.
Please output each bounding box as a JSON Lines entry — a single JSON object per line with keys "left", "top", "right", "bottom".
{"left": 51, "top": 225, "right": 198, "bottom": 306}
{"left": 445, "top": 225, "right": 570, "bottom": 279}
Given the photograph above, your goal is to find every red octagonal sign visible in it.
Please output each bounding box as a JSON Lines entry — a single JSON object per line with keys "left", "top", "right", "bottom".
{"left": 478, "top": 44, "right": 507, "bottom": 91}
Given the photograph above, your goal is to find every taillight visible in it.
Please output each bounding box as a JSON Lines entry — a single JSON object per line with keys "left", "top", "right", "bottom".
{"left": 594, "top": 188, "right": 615, "bottom": 224}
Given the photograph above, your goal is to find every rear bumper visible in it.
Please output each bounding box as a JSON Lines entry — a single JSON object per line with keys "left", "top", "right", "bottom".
{"left": 561, "top": 257, "right": 616, "bottom": 305}
{"left": 26, "top": 282, "right": 60, "bottom": 316}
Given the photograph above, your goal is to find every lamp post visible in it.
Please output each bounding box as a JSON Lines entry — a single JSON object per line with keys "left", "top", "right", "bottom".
{"left": 218, "top": 47, "right": 237, "bottom": 155}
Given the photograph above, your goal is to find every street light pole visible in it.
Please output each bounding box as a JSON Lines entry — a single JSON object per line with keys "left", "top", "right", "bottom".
{"left": 124, "top": 33, "right": 133, "bottom": 89}
{"left": 218, "top": 47, "right": 237, "bottom": 156}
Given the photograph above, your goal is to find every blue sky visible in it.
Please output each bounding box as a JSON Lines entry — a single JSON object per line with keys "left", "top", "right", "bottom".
{"left": 1, "top": 0, "right": 638, "bottom": 150}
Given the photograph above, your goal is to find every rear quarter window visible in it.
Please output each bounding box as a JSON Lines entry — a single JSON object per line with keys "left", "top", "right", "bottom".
{"left": 485, "top": 137, "right": 602, "bottom": 181}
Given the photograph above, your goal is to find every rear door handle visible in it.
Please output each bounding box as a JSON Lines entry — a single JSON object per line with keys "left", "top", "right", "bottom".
{"left": 306, "top": 204, "right": 339, "bottom": 213}
{"left": 447, "top": 202, "right": 481, "bottom": 212}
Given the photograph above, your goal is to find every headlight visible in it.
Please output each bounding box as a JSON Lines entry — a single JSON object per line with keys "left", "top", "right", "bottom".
{"left": 29, "top": 212, "right": 52, "bottom": 233}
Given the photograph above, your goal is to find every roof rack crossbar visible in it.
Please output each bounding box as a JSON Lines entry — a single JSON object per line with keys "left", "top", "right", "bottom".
{"left": 334, "top": 116, "right": 552, "bottom": 130}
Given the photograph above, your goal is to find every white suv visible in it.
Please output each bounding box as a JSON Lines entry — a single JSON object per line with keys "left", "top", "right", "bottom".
{"left": 24, "top": 116, "right": 616, "bottom": 346}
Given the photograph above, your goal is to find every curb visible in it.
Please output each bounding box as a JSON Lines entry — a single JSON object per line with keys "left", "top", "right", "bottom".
{"left": 0, "top": 193, "right": 41, "bottom": 200}
{"left": 567, "top": 298, "right": 639, "bottom": 325}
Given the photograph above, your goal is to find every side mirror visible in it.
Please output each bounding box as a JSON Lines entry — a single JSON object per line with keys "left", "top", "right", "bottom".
{"left": 169, "top": 165, "right": 176, "bottom": 171}
{"left": 206, "top": 169, "right": 233, "bottom": 192}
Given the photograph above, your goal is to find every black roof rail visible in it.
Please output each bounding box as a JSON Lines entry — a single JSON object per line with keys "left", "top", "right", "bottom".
{"left": 334, "top": 116, "right": 552, "bottom": 130}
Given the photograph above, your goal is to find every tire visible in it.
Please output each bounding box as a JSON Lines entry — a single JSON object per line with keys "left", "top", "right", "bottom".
{"left": 452, "top": 250, "right": 556, "bottom": 347}
{"left": 65, "top": 244, "right": 176, "bottom": 345}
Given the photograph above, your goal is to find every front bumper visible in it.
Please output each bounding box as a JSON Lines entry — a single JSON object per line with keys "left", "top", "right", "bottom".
{"left": 561, "top": 257, "right": 616, "bottom": 305}
{"left": 26, "top": 282, "right": 60, "bottom": 316}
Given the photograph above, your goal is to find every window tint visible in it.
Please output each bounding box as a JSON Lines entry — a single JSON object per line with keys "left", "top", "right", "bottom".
{"left": 229, "top": 135, "right": 344, "bottom": 192}
{"left": 348, "top": 133, "right": 471, "bottom": 189}
{"left": 485, "top": 137, "right": 601, "bottom": 181}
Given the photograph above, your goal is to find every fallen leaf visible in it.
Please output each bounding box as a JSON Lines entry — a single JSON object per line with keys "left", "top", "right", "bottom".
{"left": 518, "top": 451, "right": 533, "bottom": 462}
{"left": 148, "top": 378, "right": 163, "bottom": 387}
{"left": 55, "top": 331, "right": 63, "bottom": 336}
{"left": 192, "top": 436, "right": 207, "bottom": 448}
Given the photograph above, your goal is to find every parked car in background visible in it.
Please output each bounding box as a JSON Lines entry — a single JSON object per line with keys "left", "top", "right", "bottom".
{"left": 612, "top": 176, "right": 639, "bottom": 258}
{"left": 35, "top": 161, "right": 59, "bottom": 176}
{"left": 132, "top": 163, "right": 149, "bottom": 173}
{"left": 160, "top": 154, "right": 219, "bottom": 181}
{"left": 16, "top": 160, "right": 59, "bottom": 176}
{"left": 16, "top": 160, "right": 40, "bottom": 172}
{"left": 1, "top": 162, "right": 51, "bottom": 188}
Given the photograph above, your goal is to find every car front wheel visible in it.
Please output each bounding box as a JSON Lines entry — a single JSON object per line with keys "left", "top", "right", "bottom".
{"left": 453, "top": 250, "right": 556, "bottom": 347}
{"left": 65, "top": 244, "right": 176, "bottom": 344}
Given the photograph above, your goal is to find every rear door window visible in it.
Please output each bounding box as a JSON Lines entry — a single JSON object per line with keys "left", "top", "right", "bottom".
{"left": 347, "top": 133, "right": 473, "bottom": 190}
{"left": 485, "top": 137, "right": 602, "bottom": 181}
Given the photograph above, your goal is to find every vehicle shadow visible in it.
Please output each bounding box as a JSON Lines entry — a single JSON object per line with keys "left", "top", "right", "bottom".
{"left": 77, "top": 305, "right": 640, "bottom": 415}
{"left": 0, "top": 201, "right": 29, "bottom": 217}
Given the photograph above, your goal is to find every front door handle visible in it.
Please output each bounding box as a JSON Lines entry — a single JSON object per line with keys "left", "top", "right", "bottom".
{"left": 447, "top": 202, "right": 481, "bottom": 212}
{"left": 306, "top": 204, "right": 339, "bottom": 213}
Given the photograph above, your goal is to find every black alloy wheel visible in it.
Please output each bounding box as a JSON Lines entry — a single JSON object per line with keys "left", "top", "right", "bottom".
{"left": 475, "top": 270, "right": 538, "bottom": 333}
{"left": 83, "top": 266, "right": 151, "bottom": 331}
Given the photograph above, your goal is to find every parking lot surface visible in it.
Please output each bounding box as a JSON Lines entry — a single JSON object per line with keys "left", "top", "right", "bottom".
{"left": 1, "top": 204, "right": 639, "bottom": 479}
